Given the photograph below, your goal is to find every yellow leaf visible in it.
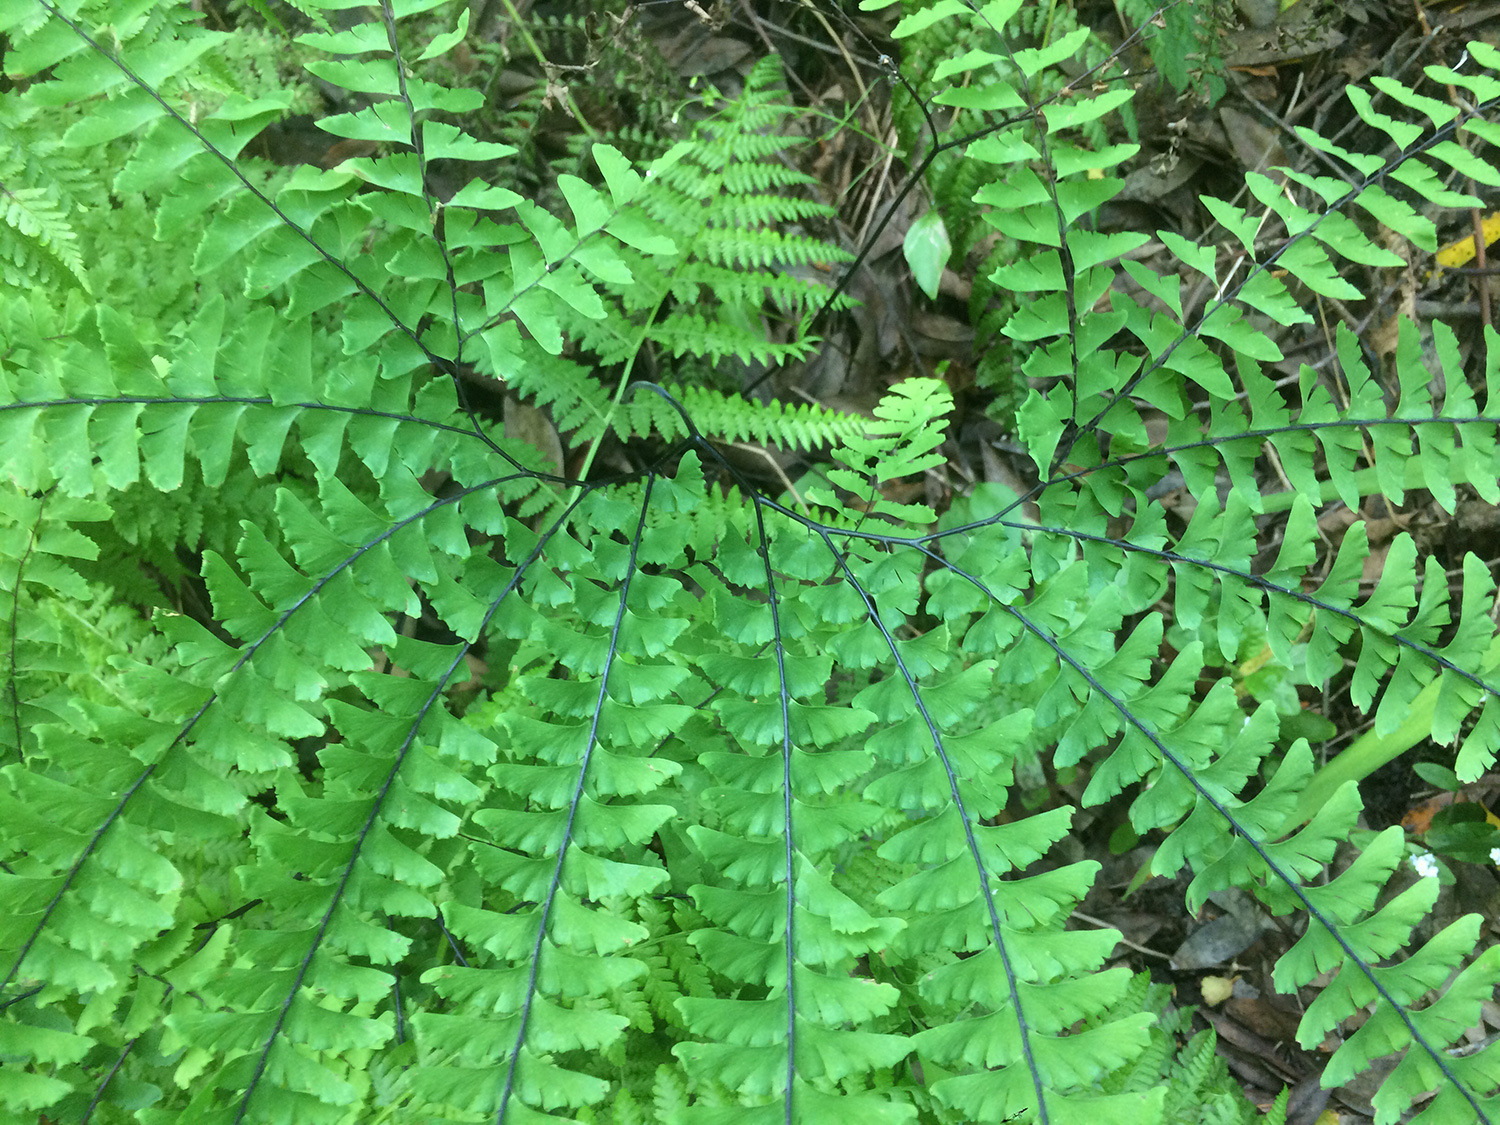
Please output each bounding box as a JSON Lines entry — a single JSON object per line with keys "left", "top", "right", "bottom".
{"left": 1434, "top": 211, "right": 1500, "bottom": 272}
{"left": 1200, "top": 975, "right": 1235, "bottom": 1006}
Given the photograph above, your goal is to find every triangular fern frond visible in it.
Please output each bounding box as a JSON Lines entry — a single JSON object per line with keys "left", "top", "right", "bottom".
{"left": 0, "top": 183, "right": 91, "bottom": 294}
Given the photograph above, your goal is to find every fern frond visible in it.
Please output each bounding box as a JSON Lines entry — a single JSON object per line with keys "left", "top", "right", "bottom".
{"left": 653, "top": 385, "right": 866, "bottom": 453}
{"left": 0, "top": 185, "right": 91, "bottom": 294}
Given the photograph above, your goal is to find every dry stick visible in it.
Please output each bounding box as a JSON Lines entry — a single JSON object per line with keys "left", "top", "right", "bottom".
{"left": 726, "top": 440, "right": 810, "bottom": 510}
{"left": 797, "top": 0, "right": 873, "bottom": 115}
{"left": 1227, "top": 69, "right": 1358, "bottom": 188}
{"left": 855, "top": 129, "right": 898, "bottom": 249}
{"left": 1070, "top": 912, "right": 1172, "bottom": 961}
{"left": 1472, "top": 214, "right": 1493, "bottom": 328}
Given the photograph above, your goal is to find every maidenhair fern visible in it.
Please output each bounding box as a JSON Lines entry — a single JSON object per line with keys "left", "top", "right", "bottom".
{"left": 3, "top": 0, "right": 1500, "bottom": 1123}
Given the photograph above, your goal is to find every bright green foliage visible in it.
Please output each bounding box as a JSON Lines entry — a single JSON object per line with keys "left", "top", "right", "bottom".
{"left": 883, "top": 0, "right": 1134, "bottom": 416}
{"left": 3, "top": 1, "right": 1500, "bottom": 1123}
{"left": 1099, "top": 976, "right": 1273, "bottom": 1125}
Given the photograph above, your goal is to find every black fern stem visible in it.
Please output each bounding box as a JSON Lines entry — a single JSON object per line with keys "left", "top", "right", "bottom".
{"left": 814, "top": 526, "right": 1055, "bottom": 1125}
{"left": 1058, "top": 90, "right": 1500, "bottom": 466}
{"left": 0, "top": 475, "right": 509, "bottom": 1015}
{"left": 496, "top": 477, "right": 652, "bottom": 1125}
{"left": 0, "top": 396, "right": 580, "bottom": 487}
{"left": 234, "top": 485, "right": 594, "bottom": 1124}
{"left": 745, "top": 469, "right": 800, "bottom": 1123}
{"left": 33, "top": 0, "right": 512, "bottom": 461}
{"left": 692, "top": 373, "right": 1052, "bottom": 1120}
{"left": 742, "top": 3, "right": 1160, "bottom": 401}
{"left": 1005, "top": 600, "right": 1491, "bottom": 1125}
{"left": 737, "top": 475, "right": 1500, "bottom": 718}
